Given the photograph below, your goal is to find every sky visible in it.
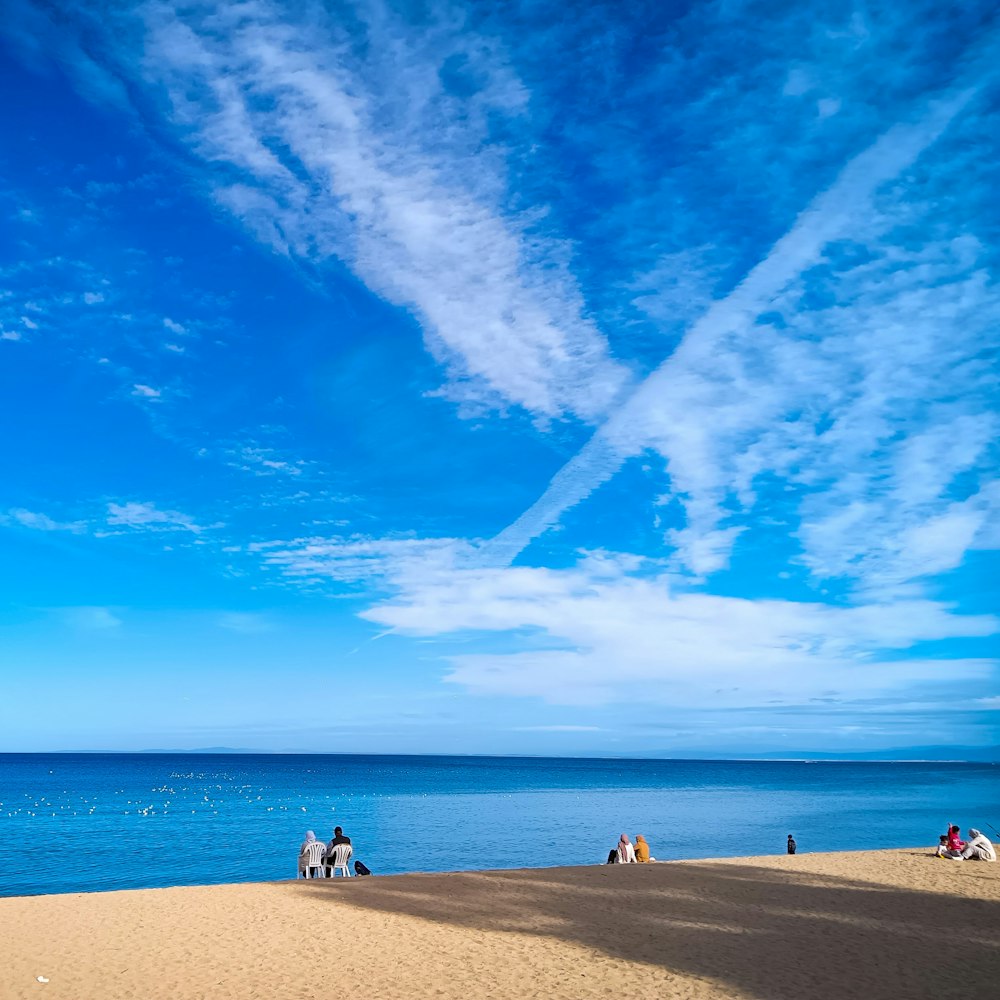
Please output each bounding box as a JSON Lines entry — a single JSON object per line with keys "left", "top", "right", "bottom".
{"left": 0, "top": 0, "right": 998, "bottom": 757}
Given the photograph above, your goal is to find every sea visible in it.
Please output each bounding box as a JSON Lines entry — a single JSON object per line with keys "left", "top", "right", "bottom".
{"left": 1, "top": 753, "right": 997, "bottom": 897}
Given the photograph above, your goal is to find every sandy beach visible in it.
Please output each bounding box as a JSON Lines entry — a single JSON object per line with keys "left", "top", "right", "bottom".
{"left": 1, "top": 849, "right": 997, "bottom": 1000}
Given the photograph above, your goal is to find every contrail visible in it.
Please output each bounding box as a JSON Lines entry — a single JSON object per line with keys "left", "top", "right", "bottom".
{"left": 346, "top": 627, "right": 397, "bottom": 655}
{"left": 476, "top": 85, "right": 979, "bottom": 569}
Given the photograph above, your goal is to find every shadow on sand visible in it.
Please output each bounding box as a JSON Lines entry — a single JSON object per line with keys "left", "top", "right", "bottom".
{"left": 295, "top": 860, "right": 1000, "bottom": 999}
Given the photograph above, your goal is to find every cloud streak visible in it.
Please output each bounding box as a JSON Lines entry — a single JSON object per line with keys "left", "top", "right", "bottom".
{"left": 34, "top": 0, "right": 630, "bottom": 421}
{"left": 480, "top": 77, "right": 995, "bottom": 587}
{"left": 249, "top": 537, "right": 996, "bottom": 707}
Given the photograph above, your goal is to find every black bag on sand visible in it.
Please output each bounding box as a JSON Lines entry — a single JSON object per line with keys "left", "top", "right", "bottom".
{"left": 354, "top": 860, "right": 372, "bottom": 876}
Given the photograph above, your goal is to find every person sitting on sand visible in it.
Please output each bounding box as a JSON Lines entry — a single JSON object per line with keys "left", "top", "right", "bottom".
{"left": 634, "top": 834, "right": 652, "bottom": 862}
{"left": 958, "top": 829, "right": 996, "bottom": 862}
{"left": 616, "top": 833, "right": 637, "bottom": 863}
{"left": 947, "top": 824, "right": 965, "bottom": 852}
{"left": 936, "top": 824, "right": 966, "bottom": 858}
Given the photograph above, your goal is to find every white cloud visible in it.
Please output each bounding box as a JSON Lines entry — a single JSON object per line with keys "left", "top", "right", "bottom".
{"left": 251, "top": 537, "right": 997, "bottom": 708}
{"left": 62, "top": 606, "right": 122, "bottom": 630}
{"left": 479, "top": 80, "right": 999, "bottom": 601}
{"left": 21, "top": 315, "right": 38, "bottom": 330}
{"left": 162, "top": 317, "right": 186, "bottom": 335}
{"left": 217, "top": 612, "right": 271, "bottom": 633}
{"left": 106, "top": 501, "right": 204, "bottom": 534}
{"left": 2, "top": 508, "right": 86, "bottom": 533}
{"left": 226, "top": 445, "right": 306, "bottom": 478}
{"left": 131, "top": 383, "right": 161, "bottom": 399}
{"left": 83, "top": 290, "right": 104, "bottom": 304}
{"left": 250, "top": 534, "right": 473, "bottom": 584}
{"left": 76, "top": 0, "right": 628, "bottom": 421}
{"left": 513, "top": 725, "right": 602, "bottom": 732}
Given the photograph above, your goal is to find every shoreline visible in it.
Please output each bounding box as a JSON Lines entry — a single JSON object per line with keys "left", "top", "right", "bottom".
{"left": 0, "top": 843, "right": 939, "bottom": 901}
{"left": 2, "top": 848, "right": 998, "bottom": 999}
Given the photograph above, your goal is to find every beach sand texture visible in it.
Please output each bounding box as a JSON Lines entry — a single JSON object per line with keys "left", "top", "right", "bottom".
{"left": 1, "top": 849, "right": 997, "bottom": 999}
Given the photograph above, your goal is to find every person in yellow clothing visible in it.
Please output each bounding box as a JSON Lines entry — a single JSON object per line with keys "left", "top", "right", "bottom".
{"left": 634, "top": 834, "right": 652, "bottom": 862}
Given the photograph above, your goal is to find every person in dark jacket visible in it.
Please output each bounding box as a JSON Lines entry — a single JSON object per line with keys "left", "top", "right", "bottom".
{"left": 328, "top": 825, "right": 351, "bottom": 849}
{"left": 325, "top": 826, "right": 353, "bottom": 876}
{"left": 787, "top": 834, "right": 797, "bottom": 855}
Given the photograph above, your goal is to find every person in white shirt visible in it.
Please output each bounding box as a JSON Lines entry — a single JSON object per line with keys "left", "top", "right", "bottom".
{"left": 959, "top": 829, "right": 996, "bottom": 861}
{"left": 616, "top": 833, "right": 637, "bottom": 863}
{"left": 298, "top": 830, "right": 326, "bottom": 877}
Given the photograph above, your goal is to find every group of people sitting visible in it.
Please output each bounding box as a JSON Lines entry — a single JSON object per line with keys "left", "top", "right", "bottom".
{"left": 934, "top": 824, "right": 996, "bottom": 861}
{"left": 298, "top": 826, "right": 370, "bottom": 877}
{"left": 607, "top": 833, "right": 654, "bottom": 863}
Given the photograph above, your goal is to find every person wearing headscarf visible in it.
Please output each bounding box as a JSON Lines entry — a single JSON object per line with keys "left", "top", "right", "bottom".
{"left": 298, "top": 830, "right": 326, "bottom": 878}
{"left": 616, "top": 833, "right": 637, "bottom": 863}
{"left": 634, "top": 834, "right": 651, "bottom": 863}
{"left": 959, "top": 829, "right": 996, "bottom": 862}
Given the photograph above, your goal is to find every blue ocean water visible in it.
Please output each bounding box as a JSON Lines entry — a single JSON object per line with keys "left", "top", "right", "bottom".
{"left": 1, "top": 753, "right": 997, "bottom": 897}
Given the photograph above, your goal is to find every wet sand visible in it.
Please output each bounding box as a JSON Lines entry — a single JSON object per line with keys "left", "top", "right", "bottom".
{"left": 1, "top": 848, "right": 997, "bottom": 999}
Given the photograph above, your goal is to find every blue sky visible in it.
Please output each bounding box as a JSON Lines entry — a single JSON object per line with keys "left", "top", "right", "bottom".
{"left": 1, "top": 0, "right": 998, "bottom": 756}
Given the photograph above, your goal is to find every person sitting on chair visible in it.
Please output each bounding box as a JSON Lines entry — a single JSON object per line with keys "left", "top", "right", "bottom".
{"left": 325, "top": 826, "right": 352, "bottom": 876}
{"left": 299, "top": 831, "right": 326, "bottom": 878}
{"left": 328, "top": 825, "right": 351, "bottom": 849}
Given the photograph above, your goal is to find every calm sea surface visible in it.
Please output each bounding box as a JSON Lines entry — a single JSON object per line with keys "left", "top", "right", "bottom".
{"left": 1, "top": 753, "right": 997, "bottom": 896}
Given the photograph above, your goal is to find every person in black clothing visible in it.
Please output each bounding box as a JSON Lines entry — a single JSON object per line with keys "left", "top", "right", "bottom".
{"left": 325, "top": 826, "right": 353, "bottom": 877}
{"left": 787, "top": 834, "right": 797, "bottom": 855}
{"left": 328, "top": 825, "right": 351, "bottom": 849}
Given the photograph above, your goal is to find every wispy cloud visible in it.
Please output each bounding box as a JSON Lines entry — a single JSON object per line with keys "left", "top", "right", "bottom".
{"left": 513, "top": 725, "right": 602, "bottom": 732}
{"left": 250, "top": 535, "right": 473, "bottom": 585}
{"left": 31, "top": 0, "right": 629, "bottom": 421}
{"left": 105, "top": 501, "right": 206, "bottom": 534}
{"left": 250, "top": 537, "right": 996, "bottom": 707}
{"left": 225, "top": 445, "right": 307, "bottom": 478}
{"left": 1, "top": 508, "right": 86, "bottom": 533}
{"left": 217, "top": 612, "right": 272, "bottom": 634}
{"left": 61, "top": 606, "right": 122, "bottom": 630}
{"left": 480, "top": 74, "right": 998, "bottom": 597}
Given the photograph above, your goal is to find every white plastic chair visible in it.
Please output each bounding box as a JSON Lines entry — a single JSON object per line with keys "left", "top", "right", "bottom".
{"left": 302, "top": 839, "right": 327, "bottom": 878}
{"left": 329, "top": 842, "right": 353, "bottom": 877}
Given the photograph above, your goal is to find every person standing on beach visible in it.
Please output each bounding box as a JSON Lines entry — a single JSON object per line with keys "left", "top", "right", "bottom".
{"left": 787, "top": 834, "right": 796, "bottom": 855}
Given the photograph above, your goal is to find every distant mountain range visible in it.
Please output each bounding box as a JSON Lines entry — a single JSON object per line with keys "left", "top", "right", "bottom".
{"left": 129, "top": 745, "right": 1000, "bottom": 761}
{"left": 623, "top": 746, "right": 1000, "bottom": 762}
